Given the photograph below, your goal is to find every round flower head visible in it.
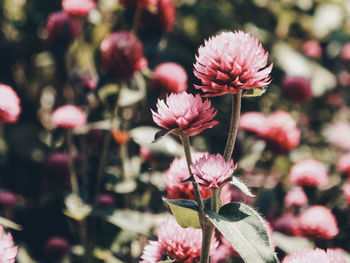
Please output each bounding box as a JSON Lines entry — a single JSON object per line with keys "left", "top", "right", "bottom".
{"left": 282, "top": 248, "right": 346, "bottom": 263}
{"left": 140, "top": 241, "right": 165, "bottom": 263}
{"left": 0, "top": 226, "right": 17, "bottom": 263}
{"left": 0, "top": 192, "right": 17, "bottom": 209}
{"left": 343, "top": 182, "right": 350, "bottom": 205}
{"left": 0, "top": 84, "right": 21, "bottom": 125}
{"left": 100, "top": 31, "right": 147, "bottom": 81}
{"left": 273, "top": 213, "right": 301, "bottom": 236}
{"left": 299, "top": 205, "right": 338, "bottom": 240}
{"left": 151, "top": 62, "right": 187, "bottom": 93}
{"left": 337, "top": 152, "right": 350, "bottom": 176}
{"left": 327, "top": 122, "right": 350, "bottom": 151}
{"left": 62, "top": 0, "right": 96, "bottom": 17}
{"left": 239, "top": 111, "right": 269, "bottom": 135}
{"left": 44, "top": 236, "right": 70, "bottom": 259}
{"left": 51, "top": 105, "right": 87, "bottom": 129}
{"left": 289, "top": 159, "right": 328, "bottom": 187}
{"left": 302, "top": 40, "right": 322, "bottom": 59}
{"left": 284, "top": 187, "right": 308, "bottom": 208}
{"left": 341, "top": 43, "right": 350, "bottom": 61}
{"left": 152, "top": 92, "right": 218, "bottom": 136}
{"left": 194, "top": 31, "right": 272, "bottom": 97}
{"left": 191, "top": 153, "right": 236, "bottom": 189}
{"left": 46, "top": 11, "right": 81, "bottom": 43}
{"left": 282, "top": 76, "right": 313, "bottom": 103}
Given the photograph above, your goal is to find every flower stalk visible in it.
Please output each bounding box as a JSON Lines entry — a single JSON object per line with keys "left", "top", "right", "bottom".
{"left": 66, "top": 129, "right": 79, "bottom": 197}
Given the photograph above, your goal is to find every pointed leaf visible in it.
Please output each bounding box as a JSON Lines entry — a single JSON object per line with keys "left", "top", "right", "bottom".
{"left": 207, "top": 202, "right": 279, "bottom": 263}
{"left": 0, "top": 217, "right": 22, "bottom": 231}
{"left": 231, "top": 177, "right": 255, "bottom": 197}
{"left": 152, "top": 129, "right": 175, "bottom": 143}
{"left": 242, "top": 87, "right": 266, "bottom": 97}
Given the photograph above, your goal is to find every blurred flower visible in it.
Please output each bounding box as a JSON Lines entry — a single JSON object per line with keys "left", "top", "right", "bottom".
{"left": 81, "top": 76, "right": 97, "bottom": 91}
{"left": 52, "top": 105, "right": 87, "bottom": 129}
{"left": 86, "top": 129, "right": 104, "bottom": 147}
{"left": 273, "top": 213, "right": 301, "bottom": 236}
{"left": 140, "top": 241, "right": 164, "bottom": 263}
{"left": 151, "top": 62, "right": 187, "bottom": 93}
{"left": 341, "top": 43, "right": 350, "bottom": 61}
{"left": 0, "top": 192, "right": 17, "bottom": 210}
{"left": 163, "top": 153, "right": 211, "bottom": 200}
{"left": 325, "top": 92, "right": 345, "bottom": 107}
{"left": 139, "top": 146, "right": 154, "bottom": 162}
{"left": 151, "top": 92, "right": 218, "bottom": 136}
{"left": 154, "top": 0, "right": 176, "bottom": 33}
{"left": 191, "top": 153, "right": 236, "bottom": 189}
{"left": 343, "top": 182, "right": 350, "bottom": 205}
{"left": 46, "top": 11, "right": 81, "bottom": 43}
{"left": 282, "top": 248, "right": 346, "bottom": 263}
{"left": 112, "top": 129, "right": 130, "bottom": 144}
{"left": 327, "top": 122, "right": 350, "bottom": 150}
{"left": 62, "top": 0, "right": 96, "bottom": 17}
{"left": 0, "top": 226, "right": 17, "bottom": 263}
{"left": 44, "top": 236, "right": 70, "bottom": 259}
{"left": 0, "top": 84, "right": 21, "bottom": 125}
{"left": 120, "top": 0, "right": 157, "bottom": 8}
{"left": 337, "top": 152, "right": 350, "bottom": 176}
{"left": 302, "top": 40, "right": 322, "bottom": 59}
{"left": 289, "top": 159, "right": 328, "bottom": 187}
{"left": 222, "top": 186, "right": 255, "bottom": 206}
{"left": 100, "top": 31, "right": 147, "bottom": 81}
{"left": 96, "top": 193, "right": 115, "bottom": 209}
{"left": 282, "top": 76, "right": 312, "bottom": 103}
{"left": 44, "top": 153, "right": 70, "bottom": 186}
{"left": 299, "top": 206, "right": 338, "bottom": 240}
{"left": 194, "top": 31, "right": 272, "bottom": 97}
{"left": 338, "top": 71, "right": 350, "bottom": 87}
{"left": 239, "top": 112, "right": 268, "bottom": 135}
{"left": 284, "top": 187, "right": 308, "bottom": 208}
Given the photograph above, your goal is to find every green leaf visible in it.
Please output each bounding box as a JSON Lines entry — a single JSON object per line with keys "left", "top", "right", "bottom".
{"left": 272, "top": 232, "right": 314, "bottom": 254}
{"left": 231, "top": 177, "right": 255, "bottom": 197}
{"left": 206, "top": 202, "right": 279, "bottom": 263}
{"left": 242, "top": 87, "right": 266, "bottom": 97}
{"left": 163, "top": 198, "right": 201, "bottom": 229}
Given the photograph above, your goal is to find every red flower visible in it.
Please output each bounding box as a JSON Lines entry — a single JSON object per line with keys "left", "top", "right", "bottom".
{"left": 194, "top": 31, "right": 272, "bottom": 97}
{"left": 337, "top": 152, "right": 350, "bottom": 176}
{"left": 289, "top": 159, "right": 328, "bottom": 187}
{"left": 151, "top": 62, "right": 187, "bottom": 93}
{"left": 44, "top": 236, "right": 70, "bottom": 259}
{"left": 282, "top": 76, "right": 312, "bottom": 103}
{"left": 284, "top": 187, "right": 308, "bottom": 208}
{"left": 46, "top": 11, "right": 81, "bottom": 43}
{"left": 152, "top": 92, "right": 218, "bottom": 136}
{"left": 62, "top": 0, "right": 96, "bottom": 17}
{"left": 100, "top": 31, "right": 147, "bottom": 81}
{"left": 299, "top": 206, "right": 338, "bottom": 240}
{"left": 282, "top": 248, "right": 346, "bottom": 263}
{"left": 51, "top": 105, "right": 87, "bottom": 129}
{"left": 0, "top": 226, "right": 17, "bottom": 263}
{"left": 0, "top": 84, "right": 21, "bottom": 125}
{"left": 302, "top": 40, "right": 322, "bottom": 59}
{"left": 120, "top": 0, "right": 157, "bottom": 8}
{"left": 273, "top": 214, "right": 301, "bottom": 236}
{"left": 156, "top": 0, "right": 176, "bottom": 33}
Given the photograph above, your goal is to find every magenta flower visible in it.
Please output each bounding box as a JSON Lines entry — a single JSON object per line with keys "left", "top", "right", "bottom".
{"left": 194, "top": 31, "right": 272, "bottom": 97}
{"left": 273, "top": 213, "right": 301, "bottom": 236}
{"left": 299, "top": 205, "right": 338, "bottom": 240}
{"left": 152, "top": 92, "right": 218, "bottom": 136}
{"left": 44, "top": 236, "right": 70, "bottom": 259}
{"left": 0, "top": 84, "right": 21, "bottom": 125}
{"left": 239, "top": 112, "right": 269, "bottom": 135}
{"left": 0, "top": 192, "right": 17, "bottom": 209}
{"left": 282, "top": 76, "right": 313, "bottom": 103}
{"left": 191, "top": 153, "right": 236, "bottom": 189}
{"left": 0, "top": 226, "right": 17, "bottom": 263}
{"left": 62, "top": 0, "right": 96, "bottom": 17}
{"left": 289, "top": 159, "right": 328, "bottom": 187}
{"left": 52, "top": 105, "right": 87, "bottom": 129}
{"left": 46, "top": 11, "right": 81, "bottom": 43}
{"left": 282, "top": 248, "right": 346, "bottom": 263}
{"left": 302, "top": 40, "right": 322, "bottom": 59}
{"left": 284, "top": 187, "right": 308, "bottom": 208}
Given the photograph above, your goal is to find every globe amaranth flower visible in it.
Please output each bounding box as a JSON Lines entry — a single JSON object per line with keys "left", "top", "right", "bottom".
{"left": 152, "top": 92, "right": 218, "bottom": 136}
{"left": 62, "top": 0, "right": 96, "bottom": 17}
{"left": 302, "top": 40, "right": 322, "bottom": 59}
{"left": 273, "top": 213, "right": 301, "bottom": 236}
{"left": 193, "top": 31, "right": 272, "bottom": 97}
{"left": 299, "top": 205, "right": 338, "bottom": 240}
{"left": 46, "top": 11, "right": 81, "bottom": 43}
{"left": 0, "top": 192, "right": 17, "bottom": 210}
{"left": 100, "top": 31, "right": 147, "bottom": 81}
{"left": 337, "top": 152, "right": 350, "bottom": 176}
{"left": 282, "top": 248, "right": 346, "bottom": 263}
{"left": 0, "top": 226, "right": 17, "bottom": 263}
{"left": 343, "top": 182, "right": 350, "bottom": 205}
{"left": 44, "top": 236, "right": 70, "bottom": 259}
{"left": 0, "top": 84, "right": 21, "bottom": 125}
{"left": 327, "top": 122, "right": 350, "bottom": 151}
{"left": 191, "top": 153, "right": 236, "bottom": 189}
{"left": 120, "top": 0, "right": 157, "bottom": 8}
{"left": 282, "top": 76, "right": 312, "bottom": 103}
{"left": 141, "top": 217, "right": 217, "bottom": 263}
{"left": 284, "top": 187, "right": 308, "bottom": 208}
{"left": 52, "top": 105, "right": 87, "bottom": 129}
{"left": 239, "top": 112, "right": 269, "bottom": 135}
{"left": 289, "top": 159, "right": 328, "bottom": 187}
{"left": 151, "top": 62, "right": 187, "bottom": 93}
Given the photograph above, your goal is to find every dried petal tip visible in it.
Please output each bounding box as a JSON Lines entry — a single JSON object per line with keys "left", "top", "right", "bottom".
{"left": 52, "top": 105, "right": 87, "bottom": 129}
{"left": 194, "top": 31, "right": 272, "bottom": 97}
{"left": 0, "top": 226, "right": 17, "bottom": 263}
{"left": 0, "top": 84, "right": 21, "bottom": 125}
{"left": 191, "top": 153, "right": 236, "bottom": 189}
{"left": 151, "top": 92, "right": 218, "bottom": 136}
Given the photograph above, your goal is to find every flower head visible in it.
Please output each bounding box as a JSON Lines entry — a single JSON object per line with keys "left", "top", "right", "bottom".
{"left": 44, "top": 236, "right": 70, "bottom": 259}
{"left": 194, "top": 31, "right": 272, "bottom": 97}
{"left": 46, "top": 11, "right": 81, "bottom": 43}
{"left": 151, "top": 62, "right": 187, "bottom": 93}
{"left": 273, "top": 213, "right": 301, "bottom": 236}
{"left": 302, "top": 40, "right": 322, "bottom": 59}
{"left": 0, "top": 192, "right": 17, "bottom": 210}
{"left": 282, "top": 76, "right": 313, "bottom": 103}
{"left": 341, "top": 43, "right": 350, "bottom": 61}
{"left": 120, "top": 0, "right": 157, "bottom": 8}
{"left": 284, "top": 187, "right": 308, "bottom": 208}
{"left": 191, "top": 153, "right": 236, "bottom": 189}
{"left": 337, "top": 152, "right": 350, "bottom": 176}
{"left": 0, "top": 226, "right": 17, "bottom": 263}
{"left": 52, "top": 105, "right": 87, "bottom": 129}
{"left": 152, "top": 92, "right": 218, "bottom": 136}
{"left": 100, "top": 31, "right": 147, "bottom": 81}
{"left": 239, "top": 112, "right": 269, "bottom": 135}
{"left": 327, "top": 122, "right": 350, "bottom": 150}
{"left": 343, "top": 182, "right": 350, "bottom": 205}
{"left": 0, "top": 84, "right": 21, "bottom": 125}
{"left": 140, "top": 241, "right": 165, "bottom": 263}
{"left": 282, "top": 248, "right": 346, "bottom": 263}
{"left": 62, "top": 0, "right": 96, "bottom": 17}
{"left": 289, "top": 159, "right": 328, "bottom": 187}
{"left": 299, "top": 205, "right": 338, "bottom": 240}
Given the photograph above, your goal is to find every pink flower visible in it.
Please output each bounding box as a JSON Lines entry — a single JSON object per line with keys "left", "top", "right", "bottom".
{"left": 46, "top": 11, "right": 81, "bottom": 43}
{"left": 100, "top": 31, "right": 147, "bottom": 81}
{"left": 96, "top": 193, "right": 115, "bottom": 209}
{"left": 338, "top": 71, "right": 350, "bottom": 87}
{"left": 341, "top": 43, "right": 350, "bottom": 61}
{"left": 151, "top": 92, "right": 218, "bottom": 136}
{"left": 191, "top": 153, "right": 236, "bottom": 189}
{"left": 239, "top": 112, "right": 269, "bottom": 135}
{"left": 282, "top": 248, "right": 346, "bottom": 263}
{"left": 299, "top": 206, "right": 338, "bottom": 240}
{"left": 0, "top": 192, "right": 17, "bottom": 209}
{"left": 139, "top": 146, "right": 154, "bottom": 162}
{"left": 120, "top": 0, "right": 157, "bottom": 8}
{"left": 302, "top": 40, "right": 322, "bottom": 59}
{"left": 151, "top": 62, "right": 187, "bottom": 93}
{"left": 273, "top": 213, "right": 301, "bottom": 236}
{"left": 0, "top": 226, "right": 17, "bottom": 263}
{"left": 326, "top": 249, "right": 347, "bottom": 263}
{"left": 52, "top": 105, "right": 87, "bottom": 129}
{"left": 282, "top": 76, "right": 312, "bottom": 103}
{"left": 140, "top": 241, "right": 165, "bottom": 263}
{"left": 328, "top": 122, "right": 350, "bottom": 150}
{"left": 194, "top": 31, "right": 272, "bottom": 97}
{"left": 156, "top": 0, "right": 176, "bottom": 33}
{"left": 289, "top": 159, "right": 328, "bottom": 187}
{"left": 343, "top": 182, "right": 350, "bottom": 205}
{"left": 284, "top": 187, "right": 308, "bottom": 208}
{"left": 0, "top": 84, "right": 21, "bottom": 125}
{"left": 62, "top": 0, "right": 96, "bottom": 17}
{"left": 44, "top": 236, "right": 70, "bottom": 259}
{"left": 337, "top": 152, "right": 350, "bottom": 176}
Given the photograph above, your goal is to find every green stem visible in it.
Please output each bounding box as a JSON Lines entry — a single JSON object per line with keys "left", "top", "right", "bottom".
{"left": 200, "top": 223, "right": 215, "bottom": 263}
{"left": 66, "top": 129, "right": 79, "bottom": 197}
{"left": 211, "top": 189, "right": 220, "bottom": 213}
{"left": 132, "top": 7, "right": 142, "bottom": 33}
{"left": 223, "top": 91, "right": 242, "bottom": 162}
